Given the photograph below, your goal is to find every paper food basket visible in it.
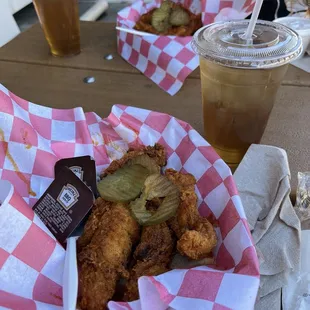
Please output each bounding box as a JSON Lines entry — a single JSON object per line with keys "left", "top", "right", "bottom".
{"left": 117, "top": 0, "right": 256, "bottom": 96}
{"left": 0, "top": 84, "right": 259, "bottom": 309}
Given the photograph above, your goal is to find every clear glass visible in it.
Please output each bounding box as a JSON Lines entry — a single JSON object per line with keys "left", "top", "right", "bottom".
{"left": 33, "top": 0, "right": 80, "bottom": 57}
{"left": 200, "top": 57, "right": 288, "bottom": 166}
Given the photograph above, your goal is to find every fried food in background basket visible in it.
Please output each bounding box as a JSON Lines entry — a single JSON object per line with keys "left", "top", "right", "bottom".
{"left": 77, "top": 144, "right": 217, "bottom": 308}
{"left": 134, "top": 0, "right": 202, "bottom": 36}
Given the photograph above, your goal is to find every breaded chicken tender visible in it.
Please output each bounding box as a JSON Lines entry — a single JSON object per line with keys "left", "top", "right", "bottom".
{"left": 177, "top": 218, "right": 217, "bottom": 260}
{"left": 78, "top": 262, "right": 121, "bottom": 310}
{"left": 166, "top": 169, "right": 197, "bottom": 238}
{"left": 165, "top": 169, "right": 217, "bottom": 260}
{"left": 123, "top": 223, "right": 174, "bottom": 301}
{"left": 77, "top": 198, "right": 111, "bottom": 251}
{"left": 78, "top": 200, "right": 140, "bottom": 310}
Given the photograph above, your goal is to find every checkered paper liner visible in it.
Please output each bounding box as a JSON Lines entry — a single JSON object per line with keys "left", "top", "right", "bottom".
{"left": 0, "top": 84, "right": 259, "bottom": 310}
{"left": 117, "top": 0, "right": 256, "bottom": 95}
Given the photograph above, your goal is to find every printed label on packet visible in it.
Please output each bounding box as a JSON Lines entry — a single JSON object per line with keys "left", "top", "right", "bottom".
{"left": 69, "top": 166, "right": 84, "bottom": 181}
{"left": 33, "top": 167, "right": 94, "bottom": 244}
{"left": 54, "top": 156, "right": 98, "bottom": 197}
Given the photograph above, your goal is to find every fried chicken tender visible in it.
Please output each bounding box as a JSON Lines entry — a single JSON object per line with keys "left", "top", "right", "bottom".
{"left": 123, "top": 261, "right": 169, "bottom": 301}
{"left": 77, "top": 198, "right": 111, "bottom": 251}
{"left": 166, "top": 169, "right": 197, "bottom": 238}
{"left": 101, "top": 143, "right": 166, "bottom": 178}
{"left": 78, "top": 262, "right": 121, "bottom": 310}
{"left": 123, "top": 223, "right": 174, "bottom": 301}
{"left": 177, "top": 218, "right": 217, "bottom": 260}
{"left": 78, "top": 200, "right": 140, "bottom": 310}
{"left": 165, "top": 169, "right": 217, "bottom": 260}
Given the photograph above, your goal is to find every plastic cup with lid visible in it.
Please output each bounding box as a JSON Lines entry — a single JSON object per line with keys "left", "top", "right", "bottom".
{"left": 191, "top": 20, "right": 302, "bottom": 167}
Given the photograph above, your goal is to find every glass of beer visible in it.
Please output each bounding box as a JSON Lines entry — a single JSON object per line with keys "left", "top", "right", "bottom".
{"left": 192, "top": 20, "right": 302, "bottom": 168}
{"left": 33, "top": 0, "right": 80, "bottom": 57}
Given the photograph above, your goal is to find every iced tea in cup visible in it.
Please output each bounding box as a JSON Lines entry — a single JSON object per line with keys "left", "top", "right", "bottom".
{"left": 192, "top": 20, "right": 302, "bottom": 167}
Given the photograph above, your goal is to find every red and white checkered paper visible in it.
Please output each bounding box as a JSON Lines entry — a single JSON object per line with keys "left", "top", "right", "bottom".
{"left": 0, "top": 84, "right": 259, "bottom": 310}
{"left": 117, "top": 0, "right": 256, "bottom": 95}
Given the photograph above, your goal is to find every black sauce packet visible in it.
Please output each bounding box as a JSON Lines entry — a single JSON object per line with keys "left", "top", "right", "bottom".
{"left": 54, "top": 156, "right": 98, "bottom": 197}
{"left": 33, "top": 167, "right": 94, "bottom": 245}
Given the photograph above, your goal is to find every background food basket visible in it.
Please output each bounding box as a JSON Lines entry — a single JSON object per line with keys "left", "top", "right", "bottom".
{"left": 117, "top": 0, "right": 256, "bottom": 95}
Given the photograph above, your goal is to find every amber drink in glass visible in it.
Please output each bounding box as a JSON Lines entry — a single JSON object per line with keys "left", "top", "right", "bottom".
{"left": 33, "top": 0, "right": 80, "bottom": 57}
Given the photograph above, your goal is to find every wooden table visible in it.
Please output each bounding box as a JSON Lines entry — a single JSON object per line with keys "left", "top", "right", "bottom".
{"left": 0, "top": 22, "right": 309, "bottom": 195}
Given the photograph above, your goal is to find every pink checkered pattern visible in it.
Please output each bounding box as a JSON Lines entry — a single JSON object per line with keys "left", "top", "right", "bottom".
{"left": 0, "top": 180, "right": 64, "bottom": 309}
{"left": 117, "top": 0, "right": 255, "bottom": 95}
{"left": 0, "top": 85, "right": 259, "bottom": 309}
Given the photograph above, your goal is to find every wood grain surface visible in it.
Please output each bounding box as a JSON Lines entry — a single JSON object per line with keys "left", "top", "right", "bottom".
{"left": 0, "top": 59, "right": 305, "bottom": 195}
{"left": 0, "top": 22, "right": 200, "bottom": 77}
{"left": 1, "top": 22, "right": 310, "bottom": 86}
{"left": 0, "top": 61, "right": 205, "bottom": 133}
{"left": 261, "top": 85, "right": 310, "bottom": 195}
{"left": 0, "top": 21, "right": 309, "bottom": 196}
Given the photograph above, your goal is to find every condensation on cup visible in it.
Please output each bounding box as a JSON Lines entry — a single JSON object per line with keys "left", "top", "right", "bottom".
{"left": 192, "top": 20, "right": 302, "bottom": 168}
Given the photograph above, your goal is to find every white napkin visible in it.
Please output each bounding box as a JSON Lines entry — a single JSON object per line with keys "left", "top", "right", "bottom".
{"left": 292, "top": 55, "right": 310, "bottom": 73}
{"left": 234, "top": 144, "right": 301, "bottom": 310}
{"left": 282, "top": 230, "right": 310, "bottom": 310}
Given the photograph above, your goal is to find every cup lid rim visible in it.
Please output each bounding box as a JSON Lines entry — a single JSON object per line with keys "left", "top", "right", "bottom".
{"left": 192, "top": 19, "right": 303, "bottom": 69}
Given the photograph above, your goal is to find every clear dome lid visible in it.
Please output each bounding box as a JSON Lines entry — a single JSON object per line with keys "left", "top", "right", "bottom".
{"left": 192, "top": 20, "right": 303, "bottom": 69}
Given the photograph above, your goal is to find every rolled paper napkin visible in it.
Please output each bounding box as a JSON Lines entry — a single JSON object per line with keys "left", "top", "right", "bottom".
{"left": 234, "top": 144, "right": 301, "bottom": 310}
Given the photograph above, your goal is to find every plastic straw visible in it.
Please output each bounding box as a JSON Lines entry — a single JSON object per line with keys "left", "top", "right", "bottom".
{"left": 115, "top": 26, "right": 156, "bottom": 36}
{"left": 244, "top": 0, "right": 264, "bottom": 40}
{"left": 80, "top": 0, "right": 108, "bottom": 21}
